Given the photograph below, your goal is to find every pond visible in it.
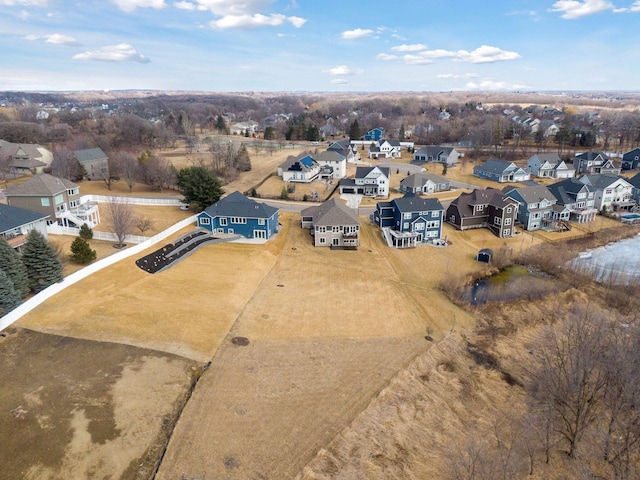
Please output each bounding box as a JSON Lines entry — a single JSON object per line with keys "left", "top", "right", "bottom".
{"left": 574, "top": 233, "right": 640, "bottom": 284}
{"left": 466, "top": 265, "right": 567, "bottom": 306}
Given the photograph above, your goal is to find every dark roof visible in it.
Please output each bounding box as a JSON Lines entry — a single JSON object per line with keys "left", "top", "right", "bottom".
{"left": 449, "top": 188, "right": 517, "bottom": 215}
{"left": 327, "top": 139, "right": 350, "bottom": 151}
{"left": 414, "top": 145, "right": 455, "bottom": 156}
{"left": 0, "top": 203, "right": 49, "bottom": 234}
{"left": 201, "top": 191, "right": 278, "bottom": 219}
{"left": 400, "top": 172, "right": 449, "bottom": 189}
{"left": 392, "top": 194, "right": 444, "bottom": 213}
{"left": 579, "top": 174, "right": 630, "bottom": 189}
{"left": 628, "top": 172, "right": 640, "bottom": 189}
{"left": 355, "top": 166, "right": 390, "bottom": 179}
{"left": 575, "top": 151, "right": 610, "bottom": 162}
{"left": 474, "top": 159, "right": 516, "bottom": 175}
{"left": 529, "top": 153, "right": 561, "bottom": 164}
{"left": 622, "top": 148, "right": 640, "bottom": 160}
{"left": 6, "top": 173, "right": 78, "bottom": 197}
{"left": 504, "top": 184, "right": 556, "bottom": 204}
{"left": 547, "top": 178, "right": 594, "bottom": 202}
{"left": 73, "top": 147, "right": 108, "bottom": 163}
{"left": 300, "top": 198, "right": 359, "bottom": 226}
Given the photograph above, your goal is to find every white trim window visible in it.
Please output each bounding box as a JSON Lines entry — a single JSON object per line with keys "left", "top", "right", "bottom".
{"left": 258, "top": 218, "right": 266, "bottom": 225}
{"left": 220, "top": 218, "right": 228, "bottom": 226}
{"left": 200, "top": 217, "right": 211, "bottom": 225}
{"left": 231, "top": 217, "right": 247, "bottom": 224}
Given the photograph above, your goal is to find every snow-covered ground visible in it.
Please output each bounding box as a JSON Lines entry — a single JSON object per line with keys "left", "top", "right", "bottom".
{"left": 576, "top": 233, "right": 640, "bottom": 283}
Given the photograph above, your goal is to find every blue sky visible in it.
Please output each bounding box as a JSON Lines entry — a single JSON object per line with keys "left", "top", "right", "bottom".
{"left": 1, "top": 0, "right": 639, "bottom": 92}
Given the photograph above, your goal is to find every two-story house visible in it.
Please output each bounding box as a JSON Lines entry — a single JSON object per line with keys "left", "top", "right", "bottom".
{"left": 527, "top": 153, "right": 575, "bottom": 179}
{"left": 578, "top": 174, "right": 636, "bottom": 212}
{"left": 446, "top": 188, "right": 519, "bottom": 238}
{"left": 0, "top": 140, "right": 53, "bottom": 175}
{"left": 622, "top": 148, "right": 640, "bottom": 170}
{"left": 413, "top": 146, "right": 459, "bottom": 166}
{"left": 503, "top": 184, "right": 561, "bottom": 231}
{"left": 339, "top": 166, "right": 390, "bottom": 197}
{"left": 573, "top": 151, "right": 621, "bottom": 175}
{"left": 547, "top": 178, "right": 598, "bottom": 223}
{"left": 0, "top": 203, "right": 49, "bottom": 251}
{"left": 399, "top": 173, "right": 451, "bottom": 194}
{"left": 5, "top": 173, "right": 100, "bottom": 228}
{"left": 197, "top": 191, "right": 279, "bottom": 240}
{"left": 368, "top": 140, "right": 401, "bottom": 159}
{"left": 327, "top": 139, "right": 360, "bottom": 163}
{"left": 373, "top": 193, "right": 444, "bottom": 248}
{"left": 300, "top": 198, "right": 359, "bottom": 248}
{"left": 314, "top": 151, "right": 347, "bottom": 180}
{"left": 628, "top": 172, "right": 640, "bottom": 204}
{"left": 363, "top": 128, "right": 384, "bottom": 142}
{"left": 473, "top": 159, "right": 530, "bottom": 183}
{"left": 278, "top": 153, "right": 321, "bottom": 183}
{"left": 74, "top": 147, "right": 109, "bottom": 181}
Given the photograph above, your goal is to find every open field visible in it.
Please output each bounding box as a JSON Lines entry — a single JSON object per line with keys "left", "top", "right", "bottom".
{"left": 0, "top": 327, "right": 198, "bottom": 480}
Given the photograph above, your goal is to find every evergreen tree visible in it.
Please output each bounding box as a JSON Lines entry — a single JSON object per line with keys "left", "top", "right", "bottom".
{"left": 263, "top": 126, "right": 275, "bottom": 140}
{"left": 79, "top": 223, "right": 93, "bottom": 240}
{"left": 305, "top": 124, "right": 319, "bottom": 141}
{"left": 70, "top": 237, "right": 97, "bottom": 264}
{"left": 216, "top": 115, "right": 228, "bottom": 134}
{"left": 176, "top": 166, "right": 225, "bottom": 211}
{"left": 349, "top": 119, "right": 361, "bottom": 140}
{"left": 0, "top": 237, "right": 29, "bottom": 298}
{"left": 399, "top": 124, "right": 406, "bottom": 140}
{"left": 0, "top": 269, "right": 21, "bottom": 316}
{"left": 21, "top": 229, "right": 63, "bottom": 294}
{"left": 233, "top": 144, "right": 252, "bottom": 172}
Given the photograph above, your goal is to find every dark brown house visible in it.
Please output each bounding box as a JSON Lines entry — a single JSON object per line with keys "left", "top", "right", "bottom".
{"left": 446, "top": 188, "right": 519, "bottom": 238}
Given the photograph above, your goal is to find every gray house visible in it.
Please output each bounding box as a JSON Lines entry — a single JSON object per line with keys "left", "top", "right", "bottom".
{"left": 503, "top": 184, "right": 564, "bottom": 231}
{"left": 0, "top": 203, "right": 49, "bottom": 251}
{"left": 573, "top": 151, "right": 621, "bottom": 175}
{"left": 300, "top": 199, "right": 360, "bottom": 248}
{"left": 622, "top": 148, "right": 640, "bottom": 170}
{"left": 413, "top": 146, "right": 459, "bottom": 166}
{"left": 74, "top": 147, "right": 109, "bottom": 181}
{"left": 399, "top": 173, "right": 451, "bottom": 194}
{"left": 547, "top": 178, "right": 598, "bottom": 223}
{"left": 473, "top": 159, "right": 530, "bottom": 183}
{"left": 527, "top": 153, "right": 575, "bottom": 179}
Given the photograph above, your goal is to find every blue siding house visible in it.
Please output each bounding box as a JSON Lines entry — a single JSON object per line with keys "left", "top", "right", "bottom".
{"left": 197, "top": 191, "right": 279, "bottom": 240}
{"left": 363, "top": 127, "right": 384, "bottom": 142}
{"left": 373, "top": 193, "right": 444, "bottom": 248}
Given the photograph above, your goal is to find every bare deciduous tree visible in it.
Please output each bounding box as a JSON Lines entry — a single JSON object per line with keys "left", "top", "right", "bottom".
{"left": 105, "top": 198, "right": 136, "bottom": 248}
{"left": 119, "top": 151, "right": 139, "bottom": 193}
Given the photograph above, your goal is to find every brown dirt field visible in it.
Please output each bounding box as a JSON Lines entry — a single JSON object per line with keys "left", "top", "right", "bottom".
{"left": 0, "top": 327, "right": 198, "bottom": 480}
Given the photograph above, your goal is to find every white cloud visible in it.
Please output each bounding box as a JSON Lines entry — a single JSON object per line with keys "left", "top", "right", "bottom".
{"left": 73, "top": 43, "right": 150, "bottom": 63}
{"left": 24, "top": 33, "right": 81, "bottom": 46}
{"left": 378, "top": 45, "right": 520, "bottom": 64}
{"left": 341, "top": 28, "right": 373, "bottom": 40}
{"left": 550, "top": 0, "right": 614, "bottom": 19}
{"left": 324, "top": 65, "right": 363, "bottom": 76}
{"left": 633, "top": 0, "right": 640, "bottom": 11}
{"left": 174, "top": 1, "right": 197, "bottom": 9}
{"left": 390, "top": 43, "right": 427, "bottom": 52}
{"left": 437, "top": 73, "right": 479, "bottom": 79}
{"left": 110, "top": 0, "right": 165, "bottom": 12}
{"left": 211, "top": 13, "right": 305, "bottom": 29}
{"left": 466, "top": 80, "right": 530, "bottom": 90}
{"left": 376, "top": 53, "right": 399, "bottom": 61}
{"left": 0, "top": 0, "right": 49, "bottom": 5}
{"left": 18, "top": 9, "right": 29, "bottom": 19}
{"left": 330, "top": 78, "right": 349, "bottom": 85}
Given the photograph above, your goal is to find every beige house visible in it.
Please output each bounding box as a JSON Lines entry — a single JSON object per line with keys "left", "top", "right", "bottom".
{"left": 0, "top": 140, "right": 53, "bottom": 175}
{"left": 300, "top": 198, "right": 360, "bottom": 247}
{"left": 74, "top": 147, "right": 109, "bottom": 181}
{"left": 5, "top": 173, "right": 100, "bottom": 228}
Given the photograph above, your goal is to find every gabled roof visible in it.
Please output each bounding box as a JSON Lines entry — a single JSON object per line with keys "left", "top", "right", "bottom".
{"left": 414, "top": 145, "right": 455, "bottom": 156}
{"left": 6, "top": 173, "right": 78, "bottom": 197}
{"left": 327, "top": 139, "right": 350, "bottom": 151}
{"left": 529, "top": 153, "right": 561, "bottom": 164}
{"left": 73, "top": 147, "right": 108, "bottom": 163}
{"left": 314, "top": 151, "right": 344, "bottom": 163}
{"left": 628, "top": 172, "right": 640, "bottom": 189}
{"left": 0, "top": 203, "right": 49, "bottom": 234}
{"left": 450, "top": 188, "right": 517, "bottom": 215}
{"left": 474, "top": 159, "right": 517, "bottom": 175}
{"left": 575, "top": 151, "right": 610, "bottom": 162}
{"left": 400, "top": 172, "right": 449, "bottom": 189}
{"left": 622, "top": 148, "right": 640, "bottom": 160}
{"left": 579, "top": 174, "right": 630, "bottom": 189}
{"left": 201, "top": 191, "right": 278, "bottom": 219}
{"left": 504, "top": 184, "right": 557, "bottom": 205}
{"left": 300, "top": 198, "right": 359, "bottom": 226}
{"left": 548, "top": 178, "right": 594, "bottom": 202}
{"left": 279, "top": 153, "right": 318, "bottom": 172}
{"left": 0, "top": 140, "right": 52, "bottom": 164}
{"left": 392, "top": 193, "right": 444, "bottom": 213}
{"left": 355, "top": 166, "right": 390, "bottom": 179}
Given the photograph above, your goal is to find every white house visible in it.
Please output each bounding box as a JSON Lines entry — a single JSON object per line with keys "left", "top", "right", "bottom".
{"left": 368, "top": 140, "right": 401, "bottom": 159}
{"left": 578, "top": 174, "right": 636, "bottom": 212}
{"left": 314, "top": 151, "right": 347, "bottom": 180}
{"left": 277, "top": 154, "right": 320, "bottom": 183}
{"left": 527, "top": 153, "right": 575, "bottom": 179}
{"left": 339, "top": 166, "right": 390, "bottom": 197}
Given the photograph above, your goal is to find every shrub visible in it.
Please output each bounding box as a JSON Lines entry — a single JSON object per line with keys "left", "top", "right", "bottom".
{"left": 70, "top": 237, "right": 97, "bottom": 264}
{"left": 79, "top": 223, "right": 93, "bottom": 240}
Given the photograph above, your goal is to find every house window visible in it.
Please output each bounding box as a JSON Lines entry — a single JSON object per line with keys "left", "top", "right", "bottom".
{"left": 504, "top": 218, "right": 512, "bottom": 226}
{"left": 220, "top": 218, "right": 228, "bottom": 226}
{"left": 332, "top": 226, "right": 341, "bottom": 233}
{"left": 54, "top": 194, "right": 64, "bottom": 205}
{"left": 476, "top": 205, "right": 484, "bottom": 212}
{"left": 319, "top": 237, "right": 326, "bottom": 244}
{"left": 200, "top": 217, "right": 211, "bottom": 225}
{"left": 316, "top": 226, "right": 326, "bottom": 233}
{"left": 258, "top": 218, "right": 265, "bottom": 225}
{"left": 403, "top": 212, "right": 411, "bottom": 220}
{"left": 231, "top": 217, "right": 247, "bottom": 224}
{"left": 503, "top": 228, "right": 511, "bottom": 236}
{"left": 41, "top": 197, "right": 50, "bottom": 207}
{"left": 415, "top": 222, "right": 425, "bottom": 231}
{"left": 69, "top": 200, "right": 78, "bottom": 208}
{"left": 506, "top": 207, "right": 512, "bottom": 213}
{"left": 495, "top": 217, "right": 502, "bottom": 225}
{"left": 427, "top": 221, "right": 440, "bottom": 228}
{"left": 431, "top": 211, "right": 439, "bottom": 217}
{"left": 403, "top": 222, "right": 409, "bottom": 229}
